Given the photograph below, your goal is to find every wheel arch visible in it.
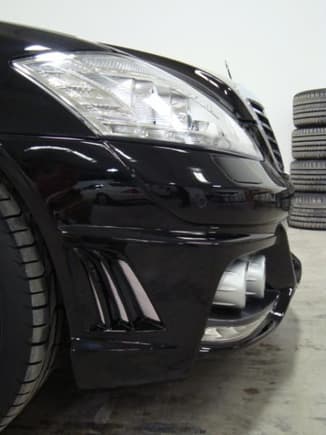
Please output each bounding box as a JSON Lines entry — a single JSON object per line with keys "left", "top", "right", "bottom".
{"left": 0, "top": 143, "right": 80, "bottom": 338}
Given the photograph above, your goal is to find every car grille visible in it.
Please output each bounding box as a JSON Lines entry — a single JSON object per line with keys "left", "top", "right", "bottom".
{"left": 248, "top": 99, "right": 284, "bottom": 171}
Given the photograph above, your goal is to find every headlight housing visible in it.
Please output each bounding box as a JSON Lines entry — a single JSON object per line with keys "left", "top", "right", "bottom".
{"left": 13, "top": 52, "right": 261, "bottom": 159}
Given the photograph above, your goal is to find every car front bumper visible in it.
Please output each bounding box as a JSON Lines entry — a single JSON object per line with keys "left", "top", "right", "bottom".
{"left": 65, "top": 221, "right": 299, "bottom": 389}
{"left": 0, "top": 134, "right": 300, "bottom": 389}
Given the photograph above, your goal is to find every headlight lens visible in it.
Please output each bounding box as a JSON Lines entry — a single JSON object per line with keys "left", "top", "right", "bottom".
{"left": 13, "top": 52, "right": 261, "bottom": 159}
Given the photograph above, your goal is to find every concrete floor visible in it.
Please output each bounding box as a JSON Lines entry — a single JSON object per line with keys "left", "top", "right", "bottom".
{"left": 4, "top": 228, "right": 326, "bottom": 435}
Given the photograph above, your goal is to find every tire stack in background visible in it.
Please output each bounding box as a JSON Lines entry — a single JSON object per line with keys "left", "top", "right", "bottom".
{"left": 289, "top": 88, "right": 326, "bottom": 230}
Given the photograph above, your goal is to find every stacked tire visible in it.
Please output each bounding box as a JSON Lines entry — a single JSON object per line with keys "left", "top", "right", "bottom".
{"left": 289, "top": 89, "right": 326, "bottom": 229}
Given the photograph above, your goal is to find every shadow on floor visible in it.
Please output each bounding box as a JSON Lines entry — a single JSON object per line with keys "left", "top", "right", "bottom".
{"left": 5, "top": 309, "right": 300, "bottom": 435}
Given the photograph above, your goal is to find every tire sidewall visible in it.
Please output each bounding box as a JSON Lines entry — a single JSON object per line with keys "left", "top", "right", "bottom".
{"left": 0, "top": 218, "right": 34, "bottom": 418}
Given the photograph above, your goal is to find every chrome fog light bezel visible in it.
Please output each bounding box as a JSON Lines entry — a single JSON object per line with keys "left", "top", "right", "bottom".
{"left": 213, "top": 254, "right": 266, "bottom": 310}
{"left": 212, "top": 260, "right": 247, "bottom": 309}
{"left": 246, "top": 255, "right": 266, "bottom": 299}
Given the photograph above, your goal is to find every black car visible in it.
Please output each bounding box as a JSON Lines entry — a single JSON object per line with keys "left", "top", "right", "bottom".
{"left": 0, "top": 22, "right": 301, "bottom": 431}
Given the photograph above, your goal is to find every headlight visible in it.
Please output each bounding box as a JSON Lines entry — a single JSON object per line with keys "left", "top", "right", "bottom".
{"left": 13, "top": 52, "right": 261, "bottom": 159}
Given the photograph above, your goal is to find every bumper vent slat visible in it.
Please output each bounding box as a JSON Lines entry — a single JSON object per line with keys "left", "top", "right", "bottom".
{"left": 76, "top": 251, "right": 114, "bottom": 330}
{"left": 78, "top": 249, "right": 163, "bottom": 332}
{"left": 86, "top": 261, "right": 107, "bottom": 327}
{"left": 248, "top": 99, "right": 284, "bottom": 171}
{"left": 99, "top": 259, "right": 129, "bottom": 324}
{"left": 118, "top": 260, "right": 161, "bottom": 322}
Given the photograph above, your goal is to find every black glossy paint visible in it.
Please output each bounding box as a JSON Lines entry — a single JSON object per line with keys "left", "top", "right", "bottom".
{"left": 0, "top": 22, "right": 300, "bottom": 389}
{"left": 0, "top": 134, "right": 289, "bottom": 231}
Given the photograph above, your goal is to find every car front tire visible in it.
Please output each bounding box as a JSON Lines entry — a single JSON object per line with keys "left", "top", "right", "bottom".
{"left": 0, "top": 180, "right": 59, "bottom": 431}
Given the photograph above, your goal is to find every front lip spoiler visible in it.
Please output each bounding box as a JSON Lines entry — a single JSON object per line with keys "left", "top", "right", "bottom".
{"left": 200, "top": 286, "right": 296, "bottom": 352}
{"left": 200, "top": 250, "right": 302, "bottom": 352}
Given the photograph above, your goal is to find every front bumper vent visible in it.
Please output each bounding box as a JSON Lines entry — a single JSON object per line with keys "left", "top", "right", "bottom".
{"left": 77, "top": 249, "right": 163, "bottom": 332}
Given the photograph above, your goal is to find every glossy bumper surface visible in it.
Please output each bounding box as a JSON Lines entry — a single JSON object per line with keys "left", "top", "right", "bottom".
{"left": 0, "top": 126, "right": 299, "bottom": 389}
{"left": 0, "top": 132, "right": 299, "bottom": 388}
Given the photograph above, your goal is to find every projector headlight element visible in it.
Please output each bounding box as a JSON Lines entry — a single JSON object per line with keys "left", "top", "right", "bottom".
{"left": 13, "top": 52, "right": 261, "bottom": 158}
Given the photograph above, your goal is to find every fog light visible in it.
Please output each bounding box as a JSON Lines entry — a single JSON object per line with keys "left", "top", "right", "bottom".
{"left": 213, "top": 255, "right": 266, "bottom": 309}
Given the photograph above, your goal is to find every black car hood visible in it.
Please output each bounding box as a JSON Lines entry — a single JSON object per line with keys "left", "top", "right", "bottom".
{"left": 0, "top": 22, "right": 103, "bottom": 60}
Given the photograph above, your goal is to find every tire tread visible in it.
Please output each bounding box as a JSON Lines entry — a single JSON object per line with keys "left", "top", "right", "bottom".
{"left": 0, "top": 182, "right": 58, "bottom": 431}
